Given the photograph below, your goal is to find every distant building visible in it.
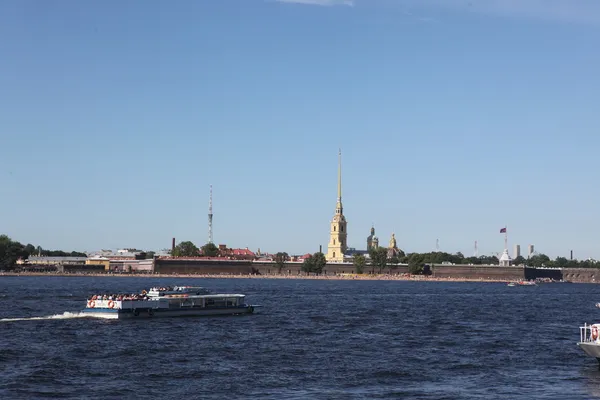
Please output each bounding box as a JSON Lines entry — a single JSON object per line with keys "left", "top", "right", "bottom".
{"left": 86, "top": 256, "right": 110, "bottom": 271}
{"left": 26, "top": 256, "right": 87, "bottom": 265}
{"left": 88, "top": 249, "right": 139, "bottom": 260}
{"left": 217, "top": 245, "right": 256, "bottom": 260}
{"left": 367, "top": 226, "right": 379, "bottom": 251}
{"left": 387, "top": 233, "right": 402, "bottom": 258}
{"left": 498, "top": 250, "right": 511, "bottom": 267}
{"left": 296, "top": 253, "right": 313, "bottom": 262}
{"left": 513, "top": 244, "right": 521, "bottom": 259}
{"left": 345, "top": 247, "right": 369, "bottom": 257}
{"left": 110, "top": 259, "right": 153, "bottom": 273}
{"left": 326, "top": 150, "right": 347, "bottom": 262}
{"left": 528, "top": 244, "right": 535, "bottom": 257}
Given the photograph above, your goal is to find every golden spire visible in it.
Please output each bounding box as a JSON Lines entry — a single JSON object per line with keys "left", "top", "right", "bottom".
{"left": 337, "top": 148, "right": 342, "bottom": 202}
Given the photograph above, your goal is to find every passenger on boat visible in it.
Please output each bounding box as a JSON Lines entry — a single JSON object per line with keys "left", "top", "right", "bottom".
{"left": 87, "top": 293, "right": 149, "bottom": 301}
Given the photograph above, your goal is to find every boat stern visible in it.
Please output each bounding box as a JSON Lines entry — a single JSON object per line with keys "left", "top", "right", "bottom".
{"left": 578, "top": 323, "right": 600, "bottom": 361}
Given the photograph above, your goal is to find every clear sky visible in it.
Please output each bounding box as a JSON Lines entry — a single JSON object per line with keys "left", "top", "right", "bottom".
{"left": 1, "top": 0, "right": 599, "bottom": 259}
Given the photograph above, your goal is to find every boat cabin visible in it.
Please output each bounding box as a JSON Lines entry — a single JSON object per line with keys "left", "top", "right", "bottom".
{"left": 147, "top": 286, "right": 212, "bottom": 298}
{"left": 162, "top": 294, "right": 247, "bottom": 309}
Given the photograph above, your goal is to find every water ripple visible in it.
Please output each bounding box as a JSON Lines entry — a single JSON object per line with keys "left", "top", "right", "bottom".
{"left": 1, "top": 277, "right": 600, "bottom": 399}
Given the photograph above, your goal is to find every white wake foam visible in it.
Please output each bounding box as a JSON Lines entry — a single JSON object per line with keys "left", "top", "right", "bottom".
{"left": 0, "top": 311, "right": 115, "bottom": 322}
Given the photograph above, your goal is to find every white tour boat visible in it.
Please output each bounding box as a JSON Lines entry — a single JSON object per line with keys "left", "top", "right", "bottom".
{"left": 577, "top": 304, "right": 600, "bottom": 364}
{"left": 81, "top": 286, "right": 257, "bottom": 319}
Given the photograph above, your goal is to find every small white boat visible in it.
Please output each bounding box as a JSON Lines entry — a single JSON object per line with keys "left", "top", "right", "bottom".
{"left": 518, "top": 281, "right": 537, "bottom": 286}
{"left": 576, "top": 304, "right": 600, "bottom": 364}
{"left": 81, "top": 286, "right": 258, "bottom": 319}
{"left": 507, "top": 280, "right": 536, "bottom": 287}
{"left": 578, "top": 322, "right": 600, "bottom": 364}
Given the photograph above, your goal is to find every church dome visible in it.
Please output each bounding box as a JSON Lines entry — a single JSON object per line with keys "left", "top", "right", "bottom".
{"left": 367, "top": 226, "right": 376, "bottom": 241}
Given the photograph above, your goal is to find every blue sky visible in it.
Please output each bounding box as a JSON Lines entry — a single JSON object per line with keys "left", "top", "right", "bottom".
{"left": 1, "top": 0, "right": 599, "bottom": 259}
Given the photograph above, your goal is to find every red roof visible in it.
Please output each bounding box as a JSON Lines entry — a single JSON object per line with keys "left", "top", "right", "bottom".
{"left": 231, "top": 248, "right": 255, "bottom": 256}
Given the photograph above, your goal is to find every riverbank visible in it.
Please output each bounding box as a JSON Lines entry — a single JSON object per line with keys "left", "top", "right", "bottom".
{"left": 0, "top": 271, "right": 531, "bottom": 283}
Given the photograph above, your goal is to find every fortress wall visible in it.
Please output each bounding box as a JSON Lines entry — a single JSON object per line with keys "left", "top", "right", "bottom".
{"left": 252, "top": 262, "right": 408, "bottom": 275}
{"left": 561, "top": 268, "right": 600, "bottom": 283}
{"left": 63, "top": 264, "right": 106, "bottom": 273}
{"left": 154, "top": 259, "right": 254, "bottom": 275}
{"left": 524, "top": 267, "right": 563, "bottom": 281}
{"left": 155, "top": 260, "right": 408, "bottom": 276}
{"left": 432, "top": 265, "right": 524, "bottom": 280}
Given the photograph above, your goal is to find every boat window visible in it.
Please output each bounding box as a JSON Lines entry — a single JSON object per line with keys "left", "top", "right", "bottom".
{"left": 205, "top": 298, "right": 227, "bottom": 308}
{"left": 226, "top": 298, "right": 237, "bottom": 306}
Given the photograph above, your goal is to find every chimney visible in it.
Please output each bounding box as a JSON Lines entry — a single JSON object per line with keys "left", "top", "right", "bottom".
{"left": 319, "top": 245, "right": 322, "bottom": 253}
{"left": 570, "top": 250, "right": 573, "bottom": 260}
{"left": 172, "top": 238, "right": 175, "bottom": 252}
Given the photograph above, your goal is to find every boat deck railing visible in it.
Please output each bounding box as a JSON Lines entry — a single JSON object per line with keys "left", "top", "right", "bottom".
{"left": 580, "top": 323, "right": 600, "bottom": 343}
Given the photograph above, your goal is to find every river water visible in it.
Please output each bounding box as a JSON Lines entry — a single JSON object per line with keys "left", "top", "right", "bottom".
{"left": 1, "top": 276, "right": 600, "bottom": 399}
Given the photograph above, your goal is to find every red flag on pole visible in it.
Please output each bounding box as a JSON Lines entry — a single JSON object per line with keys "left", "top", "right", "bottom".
{"left": 500, "top": 227, "right": 506, "bottom": 233}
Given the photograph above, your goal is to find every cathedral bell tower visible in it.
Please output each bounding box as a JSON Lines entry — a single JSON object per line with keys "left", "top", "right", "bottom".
{"left": 326, "top": 149, "right": 347, "bottom": 262}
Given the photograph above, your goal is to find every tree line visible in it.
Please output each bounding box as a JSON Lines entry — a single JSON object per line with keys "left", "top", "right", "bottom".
{"left": 277, "top": 248, "right": 600, "bottom": 275}
{"left": 170, "top": 241, "right": 220, "bottom": 257}
{"left": 4, "top": 233, "right": 598, "bottom": 273}
{"left": 0, "top": 234, "right": 87, "bottom": 269}
{"left": 0, "top": 234, "right": 161, "bottom": 269}
{"left": 163, "top": 239, "right": 600, "bottom": 274}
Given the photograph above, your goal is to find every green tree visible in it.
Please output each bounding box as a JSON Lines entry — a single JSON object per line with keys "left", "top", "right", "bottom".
{"left": 201, "top": 242, "right": 219, "bottom": 257}
{"left": 369, "top": 247, "right": 388, "bottom": 274}
{"left": 171, "top": 241, "right": 200, "bottom": 257}
{"left": 146, "top": 251, "right": 156, "bottom": 259}
{"left": 462, "top": 256, "right": 481, "bottom": 265}
{"left": 24, "top": 244, "right": 36, "bottom": 258}
{"left": 579, "top": 259, "right": 599, "bottom": 268}
{"left": 311, "top": 252, "right": 327, "bottom": 275}
{"left": 0, "top": 235, "right": 26, "bottom": 269}
{"left": 554, "top": 256, "right": 569, "bottom": 268}
{"left": 302, "top": 255, "right": 314, "bottom": 274}
{"left": 274, "top": 252, "right": 289, "bottom": 273}
{"left": 513, "top": 255, "right": 526, "bottom": 265}
{"left": 407, "top": 252, "right": 425, "bottom": 275}
{"left": 388, "top": 254, "right": 400, "bottom": 270}
{"left": 479, "top": 255, "right": 499, "bottom": 265}
{"left": 353, "top": 253, "right": 366, "bottom": 274}
{"left": 529, "top": 254, "right": 551, "bottom": 268}
{"left": 395, "top": 249, "right": 406, "bottom": 259}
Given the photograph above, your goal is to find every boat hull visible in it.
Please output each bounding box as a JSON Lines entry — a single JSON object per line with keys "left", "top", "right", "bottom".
{"left": 81, "top": 306, "right": 255, "bottom": 320}
{"left": 578, "top": 342, "right": 600, "bottom": 359}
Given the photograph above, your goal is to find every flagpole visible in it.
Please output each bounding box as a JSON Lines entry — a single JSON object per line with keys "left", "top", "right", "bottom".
{"left": 504, "top": 225, "right": 508, "bottom": 251}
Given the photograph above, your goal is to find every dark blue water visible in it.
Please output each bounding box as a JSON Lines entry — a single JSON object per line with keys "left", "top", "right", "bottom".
{"left": 1, "top": 276, "right": 600, "bottom": 399}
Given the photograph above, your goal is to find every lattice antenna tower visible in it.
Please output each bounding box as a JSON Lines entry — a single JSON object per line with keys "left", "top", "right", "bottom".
{"left": 474, "top": 240, "right": 478, "bottom": 257}
{"left": 435, "top": 239, "right": 440, "bottom": 252}
{"left": 208, "top": 185, "right": 213, "bottom": 244}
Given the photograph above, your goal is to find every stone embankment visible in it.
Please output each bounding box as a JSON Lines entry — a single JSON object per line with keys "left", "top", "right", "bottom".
{"left": 5, "top": 258, "right": 598, "bottom": 283}
{"left": 0, "top": 271, "right": 514, "bottom": 283}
